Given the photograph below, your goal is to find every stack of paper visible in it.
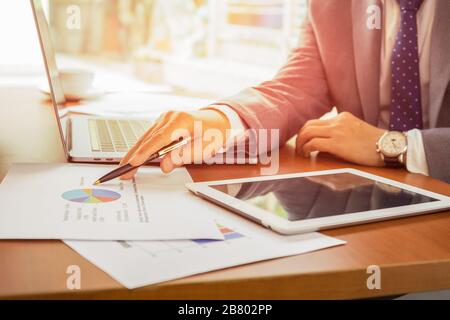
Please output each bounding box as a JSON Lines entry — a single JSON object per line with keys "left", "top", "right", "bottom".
{"left": 0, "top": 164, "right": 222, "bottom": 240}
{"left": 66, "top": 203, "right": 345, "bottom": 289}
{"left": 0, "top": 163, "right": 345, "bottom": 289}
{"left": 66, "top": 93, "right": 213, "bottom": 119}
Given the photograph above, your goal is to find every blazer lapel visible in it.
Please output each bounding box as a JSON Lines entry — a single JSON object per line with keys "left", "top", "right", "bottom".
{"left": 429, "top": 0, "right": 450, "bottom": 128}
{"left": 352, "top": 0, "right": 382, "bottom": 126}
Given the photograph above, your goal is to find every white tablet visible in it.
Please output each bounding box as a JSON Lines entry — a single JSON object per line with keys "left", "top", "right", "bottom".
{"left": 186, "top": 168, "right": 450, "bottom": 235}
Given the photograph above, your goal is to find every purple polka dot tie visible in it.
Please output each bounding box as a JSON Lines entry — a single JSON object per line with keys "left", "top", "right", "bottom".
{"left": 390, "top": 0, "right": 424, "bottom": 131}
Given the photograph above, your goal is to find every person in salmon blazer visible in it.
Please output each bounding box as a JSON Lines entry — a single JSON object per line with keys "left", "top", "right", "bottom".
{"left": 121, "top": 0, "right": 450, "bottom": 183}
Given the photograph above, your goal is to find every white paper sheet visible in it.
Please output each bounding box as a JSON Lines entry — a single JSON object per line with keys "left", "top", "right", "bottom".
{"left": 0, "top": 163, "right": 222, "bottom": 241}
{"left": 65, "top": 200, "right": 345, "bottom": 289}
{"left": 66, "top": 93, "right": 213, "bottom": 118}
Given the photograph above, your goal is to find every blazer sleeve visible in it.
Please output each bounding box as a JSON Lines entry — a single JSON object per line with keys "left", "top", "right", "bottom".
{"left": 421, "top": 128, "right": 450, "bottom": 183}
{"left": 214, "top": 12, "right": 332, "bottom": 149}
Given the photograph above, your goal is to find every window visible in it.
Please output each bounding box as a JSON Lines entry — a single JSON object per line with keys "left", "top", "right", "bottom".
{"left": 43, "top": 0, "right": 309, "bottom": 94}
{"left": 48, "top": 0, "right": 307, "bottom": 66}
{"left": 209, "top": 0, "right": 308, "bottom": 66}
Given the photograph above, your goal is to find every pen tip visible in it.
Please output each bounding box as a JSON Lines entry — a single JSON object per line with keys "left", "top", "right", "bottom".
{"left": 93, "top": 180, "right": 101, "bottom": 186}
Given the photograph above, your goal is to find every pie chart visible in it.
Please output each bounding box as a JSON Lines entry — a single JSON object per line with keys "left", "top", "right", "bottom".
{"left": 61, "top": 188, "right": 121, "bottom": 204}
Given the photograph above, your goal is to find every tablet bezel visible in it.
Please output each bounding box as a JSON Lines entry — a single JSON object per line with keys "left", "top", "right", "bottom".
{"left": 186, "top": 168, "right": 450, "bottom": 235}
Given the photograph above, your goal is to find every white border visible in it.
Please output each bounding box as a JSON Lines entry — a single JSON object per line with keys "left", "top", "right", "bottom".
{"left": 186, "top": 168, "right": 450, "bottom": 235}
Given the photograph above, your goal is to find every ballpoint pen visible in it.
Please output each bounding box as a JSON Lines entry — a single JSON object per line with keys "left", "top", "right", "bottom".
{"left": 93, "top": 137, "right": 192, "bottom": 185}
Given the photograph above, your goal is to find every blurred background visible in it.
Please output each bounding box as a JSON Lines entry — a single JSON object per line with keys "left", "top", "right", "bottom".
{"left": 0, "top": 0, "right": 307, "bottom": 97}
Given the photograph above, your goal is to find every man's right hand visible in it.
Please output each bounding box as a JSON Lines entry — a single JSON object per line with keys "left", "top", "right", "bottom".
{"left": 119, "top": 109, "right": 231, "bottom": 179}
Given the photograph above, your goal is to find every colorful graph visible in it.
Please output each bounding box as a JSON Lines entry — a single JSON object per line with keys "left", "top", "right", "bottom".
{"left": 192, "top": 224, "right": 244, "bottom": 245}
{"left": 61, "top": 188, "right": 121, "bottom": 204}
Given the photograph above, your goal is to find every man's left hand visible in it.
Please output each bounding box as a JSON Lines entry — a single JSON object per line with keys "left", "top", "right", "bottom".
{"left": 296, "top": 112, "right": 386, "bottom": 167}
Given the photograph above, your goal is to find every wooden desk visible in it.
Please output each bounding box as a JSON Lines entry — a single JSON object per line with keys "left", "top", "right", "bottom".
{"left": 0, "top": 87, "right": 449, "bottom": 299}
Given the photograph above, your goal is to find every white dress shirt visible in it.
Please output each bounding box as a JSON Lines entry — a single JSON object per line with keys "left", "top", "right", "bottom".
{"left": 209, "top": 0, "right": 435, "bottom": 176}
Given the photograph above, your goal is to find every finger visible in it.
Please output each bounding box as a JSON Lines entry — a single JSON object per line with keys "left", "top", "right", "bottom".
{"left": 120, "top": 113, "right": 171, "bottom": 166}
{"left": 160, "top": 154, "right": 174, "bottom": 174}
{"left": 119, "top": 120, "right": 164, "bottom": 178}
{"left": 120, "top": 140, "right": 146, "bottom": 167}
{"left": 128, "top": 116, "right": 180, "bottom": 166}
{"left": 119, "top": 168, "right": 138, "bottom": 180}
{"left": 160, "top": 140, "right": 187, "bottom": 173}
{"left": 121, "top": 113, "right": 171, "bottom": 165}
{"left": 160, "top": 146, "right": 184, "bottom": 173}
{"left": 301, "top": 118, "right": 334, "bottom": 131}
{"left": 296, "top": 125, "right": 333, "bottom": 155}
{"left": 122, "top": 145, "right": 183, "bottom": 179}
{"left": 302, "top": 138, "right": 332, "bottom": 156}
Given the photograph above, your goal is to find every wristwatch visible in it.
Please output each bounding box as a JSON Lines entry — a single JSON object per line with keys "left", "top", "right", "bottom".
{"left": 376, "top": 131, "right": 408, "bottom": 167}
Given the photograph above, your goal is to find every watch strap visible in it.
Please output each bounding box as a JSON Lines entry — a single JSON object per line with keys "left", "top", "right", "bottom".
{"left": 383, "top": 156, "right": 403, "bottom": 168}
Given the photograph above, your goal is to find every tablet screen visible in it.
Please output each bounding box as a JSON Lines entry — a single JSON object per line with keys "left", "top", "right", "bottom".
{"left": 211, "top": 173, "right": 439, "bottom": 221}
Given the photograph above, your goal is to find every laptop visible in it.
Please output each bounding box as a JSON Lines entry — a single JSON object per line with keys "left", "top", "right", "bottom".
{"left": 31, "top": 0, "right": 152, "bottom": 163}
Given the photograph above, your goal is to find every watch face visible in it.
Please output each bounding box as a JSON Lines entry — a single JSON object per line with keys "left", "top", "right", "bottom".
{"left": 379, "top": 132, "right": 407, "bottom": 157}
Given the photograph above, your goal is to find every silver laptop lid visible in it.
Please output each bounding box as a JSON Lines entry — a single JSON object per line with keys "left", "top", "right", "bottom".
{"left": 31, "top": 0, "right": 70, "bottom": 159}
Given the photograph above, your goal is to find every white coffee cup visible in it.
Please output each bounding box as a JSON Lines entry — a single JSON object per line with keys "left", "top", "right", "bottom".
{"left": 59, "top": 68, "right": 95, "bottom": 99}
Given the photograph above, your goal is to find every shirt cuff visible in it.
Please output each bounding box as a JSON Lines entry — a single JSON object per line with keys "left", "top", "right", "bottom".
{"left": 204, "top": 105, "right": 248, "bottom": 153}
{"left": 406, "top": 129, "right": 429, "bottom": 176}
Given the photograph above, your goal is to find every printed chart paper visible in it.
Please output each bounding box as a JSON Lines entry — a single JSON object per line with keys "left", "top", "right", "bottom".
{"left": 0, "top": 163, "right": 222, "bottom": 240}
{"left": 66, "top": 200, "right": 345, "bottom": 289}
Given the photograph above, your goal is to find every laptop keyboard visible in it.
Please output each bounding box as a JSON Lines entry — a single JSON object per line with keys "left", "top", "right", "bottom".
{"left": 88, "top": 119, "right": 152, "bottom": 153}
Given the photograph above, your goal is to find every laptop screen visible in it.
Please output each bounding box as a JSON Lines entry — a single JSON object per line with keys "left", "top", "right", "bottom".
{"left": 31, "top": 0, "right": 69, "bottom": 156}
